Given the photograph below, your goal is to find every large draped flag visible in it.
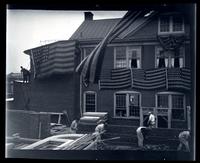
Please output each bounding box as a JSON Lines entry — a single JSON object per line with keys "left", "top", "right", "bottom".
{"left": 76, "top": 10, "right": 158, "bottom": 85}
{"left": 30, "top": 40, "right": 78, "bottom": 79}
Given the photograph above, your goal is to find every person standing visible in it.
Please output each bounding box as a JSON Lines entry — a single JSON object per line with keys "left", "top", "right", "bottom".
{"left": 177, "top": 130, "right": 190, "bottom": 152}
{"left": 92, "top": 121, "right": 106, "bottom": 150}
{"left": 70, "top": 119, "right": 79, "bottom": 134}
{"left": 147, "top": 112, "right": 156, "bottom": 128}
{"left": 136, "top": 126, "right": 148, "bottom": 148}
{"left": 20, "top": 66, "right": 30, "bottom": 83}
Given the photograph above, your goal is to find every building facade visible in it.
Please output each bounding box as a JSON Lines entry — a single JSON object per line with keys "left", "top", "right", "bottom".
{"left": 15, "top": 6, "right": 194, "bottom": 130}
{"left": 72, "top": 9, "right": 193, "bottom": 129}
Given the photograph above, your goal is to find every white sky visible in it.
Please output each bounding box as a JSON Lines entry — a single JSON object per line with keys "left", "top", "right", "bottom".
{"left": 6, "top": 10, "right": 127, "bottom": 74}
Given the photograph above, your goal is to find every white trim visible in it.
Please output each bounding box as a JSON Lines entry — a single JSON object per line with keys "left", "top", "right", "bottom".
{"left": 154, "top": 46, "right": 185, "bottom": 68}
{"left": 114, "top": 46, "right": 142, "bottom": 69}
{"left": 113, "top": 91, "right": 141, "bottom": 119}
{"left": 158, "top": 15, "right": 185, "bottom": 35}
{"left": 83, "top": 91, "right": 97, "bottom": 113}
{"left": 155, "top": 91, "right": 186, "bottom": 129}
{"left": 80, "top": 75, "right": 83, "bottom": 117}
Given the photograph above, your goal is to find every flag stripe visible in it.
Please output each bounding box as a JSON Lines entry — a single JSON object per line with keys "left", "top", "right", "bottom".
{"left": 99, "top": 68, "right": 131, "bottom": 89}
{"left": 31, "top": 40, "right": 77, "bottom": 78}
{"left": 100, "top": 68, "right": 190, "bottom": 90}
{"left": 39, "top": 63, "right": 74, "bottom": 74}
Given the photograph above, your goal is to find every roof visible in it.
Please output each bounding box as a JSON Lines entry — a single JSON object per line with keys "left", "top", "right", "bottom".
{"left": 69, "top": 18, "right": 120, "bottom": 41}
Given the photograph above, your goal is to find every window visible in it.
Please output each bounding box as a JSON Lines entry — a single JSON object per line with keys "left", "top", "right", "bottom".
{"left": 115, "top": 47, "right": 127, "bottom": 68}
{"left": 128, "top": 47, "right": 141, "bottom": 68}
{"left": 173, "top": 16, "right": 184, "bottom": 32}
{"left": 114, "top": 92, "right": 140, "bottom": 118}
{"left": 115, "top": 94, "right": 127, "bottom": 117}
{"left": 84, "top": 92, "right": 96, "bottom": 112}
{"left": 155, "top": 46, "right": 184, "bottom": 68}
{"left": 114, "top": 46, "right": 141, "bottom": 69}
{"left": 160, "top": 16, "right": 170, "bottom": 32}
{"left": 156, "top": 92, "right": 185, "bottom": 121}
{"left": 157, "top": 94, "right": 169, "bottom": 108}
{"left": 172, "top": 95, "right": 184, "bottom": 120}
{"left": 158, "top": 15, "right": 184, "bottom": 34}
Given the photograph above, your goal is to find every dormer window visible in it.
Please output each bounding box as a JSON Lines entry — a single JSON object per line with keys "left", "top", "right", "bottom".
{"left": 158, "top": 15, "right": 184, "bottom": 34}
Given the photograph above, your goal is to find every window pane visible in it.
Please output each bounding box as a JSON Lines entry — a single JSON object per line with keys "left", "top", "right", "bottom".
{"left": 157, "top": 94, "right": 168, "bottom": 108}
{"left": 173, "top": 16, "right": 183, "bottom": 32}
{"left": 128, "top": 48, "right": 141, "bottom": 68}
{"left": 172, "top": 109, "right": 184, "bottom": 120}
{"left": 115, "top": 94, "right": 126, "bottom": 117}
{"left": 160, "top": 16, "right": 170, "bottom": 32}
{"left": 85, "top": 93, "right": 96, "bottom": 112}
{"left": 115, "top": 47, "right": 126, "bottom": 68}
{"left": 172, "top": 95, "right": 184, "bottom": 120}
{"left": 172, "top": 95, "right": 184, "bottom": 108}
{"left": 129, "top": 94, "right": 140, "bottom": 117}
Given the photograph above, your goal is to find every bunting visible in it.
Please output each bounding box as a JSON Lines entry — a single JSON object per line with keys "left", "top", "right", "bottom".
{"left": 167, "top": 68, "right": 191, "bottom": 90}
{"left": 99, "top": 68, "right": 131, "bottom": 89}
{"left": 132, "top": 68, "right": 167, "bottom": 90}
{"left": 99, "top": 68, "right": 191, "bottom": 90}
{"left": 76, "top": 10, "right": 158, "bottom": 85}
{"left": 157, "top": 35, "right": 185, "bottom": 51}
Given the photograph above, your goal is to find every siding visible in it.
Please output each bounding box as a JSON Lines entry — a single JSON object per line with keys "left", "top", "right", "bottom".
{"left": 13, "top": 73, "right": 80, "bottom": 123}
{"left": 142, "top": 45, "right": 156, "bottom": 69}
{"left": 132, "top": 18, "right": 158, "bottom": 39}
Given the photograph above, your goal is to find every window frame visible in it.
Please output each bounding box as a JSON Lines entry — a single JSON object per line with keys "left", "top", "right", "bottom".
{"left": 156, "top": 92, "right": 186, "bottom": 122}
{"left": 114, "top": 46, "right": 142, "bottom": 69}
{"left": 83, "top": 91, "right": 97, "bottom": 113}
{"left": 114, "top": 91, "right": 141, "bottom": 119}
{"left": 155, "top": 46, "right": 185, "bottom": 68}
{"left": 158, "top": 15, "right": 185, "bottom": 35}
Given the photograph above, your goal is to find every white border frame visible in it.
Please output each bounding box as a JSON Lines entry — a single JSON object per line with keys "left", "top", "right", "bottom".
{"left": 113, "top": 91, "right": 141, "bottom": 119}
{"left": 83, "top": 91, "right": 97, "bottom": 113}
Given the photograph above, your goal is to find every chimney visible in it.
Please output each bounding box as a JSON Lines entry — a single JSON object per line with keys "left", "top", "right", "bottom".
{"left": 84, "top": 12, "right": 93, "bottom": 21}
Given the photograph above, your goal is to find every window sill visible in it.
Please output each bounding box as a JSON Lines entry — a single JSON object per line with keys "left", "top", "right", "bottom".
{"left": 171, "top": 119, "right": 186, "bottom": 122}
{"left": 112, "top": 117, "right": 140, "bottom": 120}
{"left": 158, "top": 31, "right": 185, "bottom": 35}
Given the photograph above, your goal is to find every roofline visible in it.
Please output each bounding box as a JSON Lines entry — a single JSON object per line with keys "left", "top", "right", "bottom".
{"left": 24, "top": 39, "right": 77, "bottom": 55}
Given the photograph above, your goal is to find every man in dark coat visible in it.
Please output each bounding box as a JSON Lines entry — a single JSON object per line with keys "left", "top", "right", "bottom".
{"left": 20, "top": 66, "right": 30, "bottom": 83}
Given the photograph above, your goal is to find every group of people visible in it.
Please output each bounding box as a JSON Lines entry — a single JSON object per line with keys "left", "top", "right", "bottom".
{"left": 68, "top": 111, "right": 190, "bottom": 151}
{"left": 136, "top": 112, "right": 190, "bottom": 152}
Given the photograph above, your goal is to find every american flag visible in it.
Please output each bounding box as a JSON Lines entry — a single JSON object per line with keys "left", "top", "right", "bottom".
{"left": 31, "top": 40, "right": 77, "bottom": 79}
{"left": 76, "top": 10, "right": 158, "bottom": 85}
{"left": 99, "top": 68, "right": 191, "bottom": 90}
{"left": 167, "top": 68, "right": 191, "bottom": 90}
{"left": 132, "top": 68, "right": 167, "bottom": 89}
{"left": 99, "top": 68, "right": 131, "bottom": 89}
